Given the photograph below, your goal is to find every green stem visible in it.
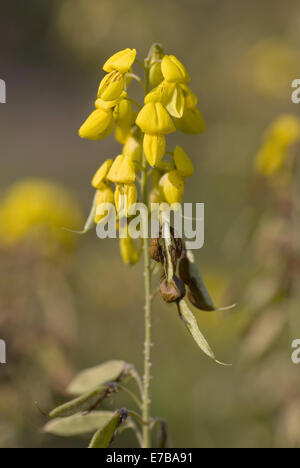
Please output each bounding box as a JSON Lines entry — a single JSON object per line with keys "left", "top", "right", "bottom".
{"left": 141, "top": 64, "right": 152, "bottom": 449}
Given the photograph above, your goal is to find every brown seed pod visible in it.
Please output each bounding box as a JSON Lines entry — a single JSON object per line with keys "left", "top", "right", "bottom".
{"left": 150, "top": 237, "right": 163, "bottom": 263}
{"left": 160, "top": 275, "right": 186, "bottom": 303}
{"left": 179, "top": 254, "right": 192, "bottom": 285}
{"left": 187, "top": 279, "right": 215, "bottom": 311}
{"left": 168, "top": 245, "right": 178, "bottom": 271}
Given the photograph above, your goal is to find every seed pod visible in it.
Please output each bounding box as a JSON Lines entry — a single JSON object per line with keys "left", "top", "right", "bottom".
{"left": 174, "top": 237, "right": 183, "bottom": 258}
{"left": 168, "top": 245, "right": 177, "bottom": 271}
{"left": 179, "top": 254, "right": 191, "bottom": 285}
{"left": 187, "top": 279, "right": 215, "bottom": 311}
{"left": 150, "top": 237, "right": 163, "bottom": 263}
{"left": 160, "top": 275, "right": 186, "bottom": 303}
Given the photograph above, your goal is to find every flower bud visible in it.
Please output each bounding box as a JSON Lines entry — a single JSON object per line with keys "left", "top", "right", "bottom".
{"left": 98, "top": 71, "right": 124, "bottom": 102}
{"left": 114, "top": 184, "right": 137, "bottom": 216}
{"left": 103, "top": 48, "right": 136, "bottom": 74}
{"left": 91, "top": 159, "right": 113, "bottom": 189}
{"left": 143, "top": 134, "right": 166, "bottom": 167}
{"left": 161, "top": 55, "right": 190, "bottom": 84}
{"left": 123, "top": 129, "right": 143, "bottom": 164}
{"left": 173, "top": 146, "right": 194, "bottom": 177}
{"left": 79, "top": 109, "right": 114, "bottom": 140}
{"left": 119, "top": 236, "right": 140, "bottom": 266}
{"left": 136, "top": 102, "right": 175, "bottom": 135}
{"left": 94, "top": 186, "right": 115, "bottom": 223}
{"left": 159, "top": 170, "right": 185, "bottom": 205}
{"left": 160, "top": 275, "right": 186, "bottom": 303}
{"left": 107, "top": 155, "right": 136, "bottom": 185}
{"left": 174, "top": 106, "right": 206, "bottom": 135}
{"left": 150, "top": 62, "right": 164, "bottom": 88}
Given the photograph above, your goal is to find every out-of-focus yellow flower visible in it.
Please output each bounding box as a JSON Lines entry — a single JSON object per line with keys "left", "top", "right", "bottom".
{"left": 107, "top": 155, "right": 136, "bottom": 184}
{"left": 255, "top": 114, "right": 300, "bottom": 176}
{"left": 0, "top": 179, "right": 82, "bottom": 250}
{"left": 79, "top": 108, "right": 114, "bottom": 140}
{"left": 145, "top": 81, "right": 184, "bottom": 118}
{"left": 136, "top": 102, "right": 175, "bottom": 135}
{"left": 91, "top": 159, "right": 113, "bottom": 189}
{"left": 143, "top": 134, "right": 166, "bottom": 167}
{"left": 174, "top": 106, "right": 206, "bottom": 135}
{"left": 115, "top": 184, "right": 137, "bottom": 217}
{"left": 94, "top": 185, "right": 115, "bottom": 223}
{"left": 98, "top": 71, "right": 124, "bottom": 101}
{"left": 161, "top": 55, "right": 190, "bottom": 84}
{"left": 122, "top": 128, "right": 143, "bottom": 165}
{"left": 173, "top": 146, "right": 194, "bottom": 177}
{"left": 119, "top": 235, "right": 140, "bottom": 266}
{"left": 103, "top": 48, "right": 136, "bottom": 74}
{"left": 159, "top": 170, "right": 185, "bottom": 205}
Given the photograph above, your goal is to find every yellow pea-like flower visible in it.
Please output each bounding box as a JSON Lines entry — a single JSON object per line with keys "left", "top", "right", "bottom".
{"left": 270, "top": 114, "right": 300, "bottom": 146}
{"left": 94, "top": 185, "right": 115, "bottom": 223}
{"left": 119, "top": 235, "right": 140, "bottom": 266}
{"left": 107, "top": 155, "right": 136, "bottom": 185}
{"left": 145, "top": 81, "right": 184, "bottom": 118}
{"left": 98, "top": 71, "right": 124, "bottom": 102}
{"left": 103, "top": 48, "right": 137, "bottom": 74}
{"left": 115, "top": 184, "right": 138, "bottom": 216}
{"left": 174, "top": 106, "right": 206, "bottom": 135}
{"left": 149, "top": 62, "right": 164, "bottom": 88}
{"left": 91, "top": 159, "right": 113, "bottom": 189}
{"left": 114, "top": 98, "right": 135, "bottom": 144}
{"left": 159, "top": 170, "right": 185, "bottom": 205}
{"left": 79, "top": 108, "right": 114, "bottom": 140}
{"left": 95, "top": 96, "right": 121, "bottom": 111}
{"left": 255, "top": 140, "right": 286, "bottom": 176}
{"left": 143, "top": 134, "right": 166, "bottom": 167}
{"left": 149, "top": 187, "right": 165, "bottom": 207}
{"left": 180, "top": 84, "right": 198, "bottom": 109}
{"left": 173, "top": 146, "right": 194, "bottom": 177}
{"left": 123, "top": 130, "right": 143, "bottom": 164}
{"left": 136, "top": 102, "right": 175, "bottom": 135}
{"left": 161, "top": 55, "right": 190, "bottom": 84}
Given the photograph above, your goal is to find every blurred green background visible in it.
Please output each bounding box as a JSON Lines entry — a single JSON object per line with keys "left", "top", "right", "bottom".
{"left": 1, "top": 0, "right": 300, "bottom": 448}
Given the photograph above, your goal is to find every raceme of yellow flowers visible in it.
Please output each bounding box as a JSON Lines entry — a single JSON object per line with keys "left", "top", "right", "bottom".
{"left": 255, "top": 114, "right": 300, "bottom": 176}
{"left": 78, "top": 46, "right": 206, "bottom": 266}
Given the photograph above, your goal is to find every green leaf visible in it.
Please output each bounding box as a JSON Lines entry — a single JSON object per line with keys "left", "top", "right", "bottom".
{"left": 50, "top": 384, "right": 117, "bottom": 418}
{"left": 178, "top": 300, "right": 230, "bottom": 365}
{"left": 88, "top": 412, "right": 122, "bottom": 448}
{"left": 43, "top": 411, "right": 115, "bottom": 437}
{"left": 64, "top": 191, "right": 97, "bottom": 235}
{"left": 68, "top": 360, "right": 129, "bottom": 395}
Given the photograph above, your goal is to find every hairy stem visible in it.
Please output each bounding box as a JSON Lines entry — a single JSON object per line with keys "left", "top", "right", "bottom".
{"left": 141, "top": 63, "right": 152, "bottom": 449}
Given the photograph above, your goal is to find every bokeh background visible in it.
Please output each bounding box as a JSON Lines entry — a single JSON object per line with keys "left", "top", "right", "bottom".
{"left": 1, "top": 0, "right": 300, "bottom": 448}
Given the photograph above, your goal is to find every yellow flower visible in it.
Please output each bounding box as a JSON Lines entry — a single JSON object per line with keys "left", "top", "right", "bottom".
{"left": 149, "top": 187, "right": 165, "bottom": 206}
{"left": 0, "top": 179, "right": 82, "bottom": 250}
{"left": 91, "top": 159, "right": 113, "bottom": 189}
{"left": 174, "top": 106, "right": 206, "bottom": 135}
{"left": 269, "top": 114, "right": 300, "bottom": 146}
{"left": 173, "top": 146, "right": 194, "bottom": 177}
{"left": 143, "top": 134, "right": 166, "bottom": 167}
{"left": 114, "top": 97, "right": 135, "bottom": 144}
{"left": 149, "top": 62, "right": 164, "bottom": 88}
{"left": 107, "top": 155, "right": 136, "bottom": 184}
{"left": 79, "top": 108, "right": 114, "bottom": 140}
{"left": 180, "top": 84, "right": 198, "bottom": 109}
{"left": 98, "top": 71, "right": 124, "bottom": 101}
{"left": 145, "top": 81, "right": 184, "bottom": 118}
{"left": 136, "top": 102, "right": 175, "bottom": 135}
{"left": 103, "top": 48, "right": 136, "bottom": 74}
{"left": 161, "top": 55, "right": 190, "bottom": 84}
{"left": 114, "top": 184, "right": 137, "bottom": 216}
{"left": 119, "top": 235, "right": 140, "bottom": 266}
{"left": 122, "top": 129, "right": 143, "bottom": 165}
{"left": 159, "top": 170, "right": 185, "bottom": 205}
{"left": 94, "top": 186, "right": 115, "bottom": 223}
{"left": 156, "top": 160, "right": 174, "bottom": 172}
{"left": 255, "top": 140, "right": 286, "bottom": 175}
{"left": 95, "top": 97, "right": 121, "bottom": 111}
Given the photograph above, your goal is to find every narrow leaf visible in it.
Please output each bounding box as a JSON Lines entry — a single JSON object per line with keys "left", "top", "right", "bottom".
{"left": 88, "top": 412, "right": 121, "bottom": 448}
{"left": 68, "top": 360, "right": 129, "bottom": 395}
{"left": 64, "top": 191, "right": 97, "bottom": 235}
{"left": 43, "top": 411, "right": 115, "bottom": 437}
{"left": 178, "top": 300, "right": 230, "bottom": 365}
{"left": 50, "top": 384, "right": 117, "bottom": 418}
